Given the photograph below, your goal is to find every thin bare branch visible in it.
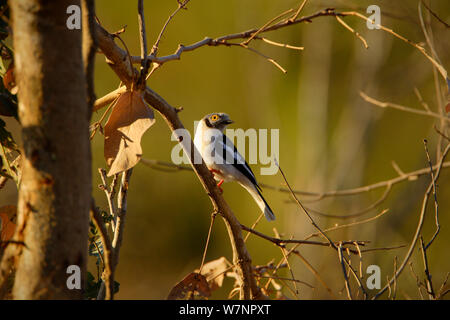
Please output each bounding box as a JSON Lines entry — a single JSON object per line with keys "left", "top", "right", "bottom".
{"left": 150, "top": 0, "right": 191, "bottom": 57}
{"left": 423, "top": 140, "right": 440, "bottom": 249}
{"left": 343, "top": 10, "right": 447, "bottom": 81}
{"left": 137, "top": 0, "right": 149, "bottom": 85}
{"left": 240, "top": 224, "right": 366, "bottom": 248}
{"left": 241, "top": 8, "right": 295, "bottom": 46}
{"left": 360, "top": 91, "right": 450, "bottom": 122}
{"left": 90, "top": 202, "right": 114, "bottom": 300}
{"left": 420, "top": 236, "right": 435, "bottom": 299}
{"left": 199, "top": 211, "right": 217, "bottom": 273}
{"left": 338, "top": 243, "right": 352, "bottom": 300}
{"left": 374, "top": 142, "right": 450, "bottom": 299}
{"left": 420, "top": 0, "right": 450, "bottom": 28}
{"left": 335, "top": 16, "right": 368, "bottom": 49}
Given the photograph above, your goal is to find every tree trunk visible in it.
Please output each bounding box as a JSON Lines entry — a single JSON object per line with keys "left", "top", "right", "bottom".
{"left": 9, "top": 0, "right": 91, "bottom": 299}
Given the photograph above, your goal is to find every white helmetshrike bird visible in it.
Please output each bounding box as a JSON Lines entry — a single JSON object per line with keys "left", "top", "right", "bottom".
{"left": 194, "top": 112, "right": 275, "bottom": 221}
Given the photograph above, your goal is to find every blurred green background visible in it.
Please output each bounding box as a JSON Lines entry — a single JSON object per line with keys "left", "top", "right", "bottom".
{"left": 2, "top": 0, "right": 450, "bottom": 299}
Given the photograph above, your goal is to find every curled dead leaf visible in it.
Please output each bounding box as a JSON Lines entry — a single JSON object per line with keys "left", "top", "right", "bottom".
{"left": 167, "top": 272, "right": 211, "bottom": 300}
{"left": 0, "top": 205, "right": 17, "bottom": 242}
{"left": 104, "top": 90, "right": 155, "bottom": 176}
{"left": 196, "top": 257, "right": 233, "bottom": 291}
{"left": 3, "top": 63, "right": 17, "bottom": 95}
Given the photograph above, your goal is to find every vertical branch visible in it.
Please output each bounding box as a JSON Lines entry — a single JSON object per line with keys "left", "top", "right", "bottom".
{"left": 112, "top": 170, "right": 132, "bottom": 264}
{"left": 374, "top": 142, "right": 450, "bottom": 299}
{"left": 99, "top": 168, "right": 118, "bottom": 231}
{"left": 338, "top": 243, "right": 353, "bottom": 300}
{"left": 423, "top": 141, "right": 440, "bottom": 249}
{"left": 199, "top": 211, "right": 217, "bottom": 273}
{"left": 137, "top": 0, "right": 149, "bottom": 85}
{"left": 82, "top": 0, "right": 97, "bottom": 112}
{"left": 419, "top": 236, "right": 435, "bottom": 299}
{"left": 90, "top": 202, "right": 114, "bottom": 300}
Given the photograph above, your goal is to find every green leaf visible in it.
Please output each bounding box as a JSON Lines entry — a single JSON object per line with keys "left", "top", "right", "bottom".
{"left": 0, "top": 118, "right": 17, "bottom": 150}
{"left": 88, "top": 237, "right": 104, "bottom": 257}
{"left": 85, "top": 272, "right": 102, "bottom": 299}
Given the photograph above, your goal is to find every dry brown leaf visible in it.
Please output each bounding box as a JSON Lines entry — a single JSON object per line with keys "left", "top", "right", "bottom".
{"left": 167, "top": 272, "right": 211, "bottom": 300}
{"left": 104, "top": 90, "right": 155, "bottom": 176}
{"left": 3, "top": 63, "right": 18, "bottom": 95}
{"left": 197, "top": 257, "right": 232, "bottom": 291}
{"left": 0, "top": 205, "right": 17, "bottom": 242}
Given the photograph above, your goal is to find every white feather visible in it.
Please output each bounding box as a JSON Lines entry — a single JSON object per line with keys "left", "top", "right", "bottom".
{"left": 194, "top": 117, "right": 275, "bottom": 221}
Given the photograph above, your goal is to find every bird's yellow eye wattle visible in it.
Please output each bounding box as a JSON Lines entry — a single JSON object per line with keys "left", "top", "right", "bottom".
{"left": 210, "top": 114, "right": 219, "bottom": 121}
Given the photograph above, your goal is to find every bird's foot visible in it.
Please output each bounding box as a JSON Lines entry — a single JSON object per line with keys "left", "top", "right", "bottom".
{"left": 217, "top": 179, "right": 224, "bottom": 194}
{"left": 209, "top": 169, "right": 224, "bottom": 194}
{"left": 209, "top": 168, "right": 221, "bottom": 176}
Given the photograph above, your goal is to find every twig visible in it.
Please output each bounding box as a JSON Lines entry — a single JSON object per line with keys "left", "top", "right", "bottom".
{"left": 413, "top": 87, "right": 430, "bottom": 112}
{"left": 199, "top": 211, "right": 217, "bottom": 273}
{"left": 137, "top": 0, "right": 149, "bottom": 85}
{"left": 244, "top": 213, "right": 264, "bottom": 243}
{"left": 240, "top": 224, "right": 367, "bottom": 248}
{"left": 90, "top": 93, "right": 120, "bottom": 140}
{"left": 150, "top": 0, "right": 191, "bottom": 57}
{"left": 373, "top": 142, "right": 450, "bottom": 299}
{"left": 304, "top": 209, "right": 390, "bottom": 240}
{"left": 240, "top": 44, "right": 287, "bottom": 74}
{"left": 98, "top": 169, "right": 118, "bottom": 231}
{"left": 292, "top": 250, "right": 335, "bottom": 298}
{"left": 128, "top": 8, "right": 347, "bottom": 66}
{"left": 273, "top": 229, "right": 298, "bottom": 297}
{"left": 299, "top": 184, "right": 392, "bottom": 219}
{"left": 94, "top": 21, "right": 266, "bottom": 299}
{"left": 392, "top": 256, "right": 398, "bottom": 300}
{"left": 360, "top": 92, "right": 450, "bottom": 122}
{"left": 139, "top": 156, "right": 450, "bottom": 202}
{"left": 289, "top": 0, "right": 309, "bottom": 22}
{"left": 241, "top": 8, "right": 294, "bottom": 46}
{"left": 254, "top": 275, "right": 314, "bottom": 289}
{"left": 90, "top": 202, "right": 114, "bottom": 300}
{"left": 342, "top": 10, "right": 447, "bottom": 81}
{"left": 335, "top": 15, "right": 368, "bottom": 49}
{"left": 419, "top": 236, "right": 435, "bottom": 299}
{"left": 409, "top": 262, "right": 425, "bottom": 300}
{"left": 108, "top": 169, "right": 132, "bottom": 300}
{"left": 276, "top": 162, "right": 368, "bottom": 298}
{"left": 338, "top": 243, "right": 352, "bottom": 300}
{"left": 359, "top": 245, "right": 406, "bottom": 253}
{"left": 93, "top": 85, "right": 127, "bottom": 112}
{"left": 354, "top": 242, "right": 363, "bottom": 279}
{"left": 420, "top": 0, "right": 450, "bottom": 28}
{"left": 257, "top": 37, "right": 304, "bottom": 51}
{"left": 82, "top": 0, "right": 97, "bottom": 111}
{"left": 436, "top": 272, "right": 449, "bottom": 299}
{"left": 423, "top": 140, "right": 439, "bottom": 249}
{"left": 418, "top": 2, "right": 447, "bottom": 161}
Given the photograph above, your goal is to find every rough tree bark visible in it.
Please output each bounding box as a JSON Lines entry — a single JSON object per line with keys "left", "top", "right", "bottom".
{"left": 6, "top": 0, "right": 91, "bottom": 299}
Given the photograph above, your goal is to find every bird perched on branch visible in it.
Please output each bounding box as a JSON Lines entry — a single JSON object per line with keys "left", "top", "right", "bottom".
{"left": 194, "top": 112, "right": 275, "bottom": 221}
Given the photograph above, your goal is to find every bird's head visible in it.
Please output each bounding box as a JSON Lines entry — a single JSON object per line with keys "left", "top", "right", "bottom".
{"left": 202, "top": 113, "right": 234, "bottom": 132}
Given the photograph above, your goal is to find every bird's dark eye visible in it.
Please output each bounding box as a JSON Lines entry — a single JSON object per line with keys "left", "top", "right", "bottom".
{"left": 210, "top": 114, "right": 219, "bottom": 121}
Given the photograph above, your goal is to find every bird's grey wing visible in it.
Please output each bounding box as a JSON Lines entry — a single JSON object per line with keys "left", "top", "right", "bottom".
{"left": 220, "top": 134, "right": 262, "bottom": 192}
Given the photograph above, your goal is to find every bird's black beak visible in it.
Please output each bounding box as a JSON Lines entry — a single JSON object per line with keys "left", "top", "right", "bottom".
{"left": 223, "top": 119, "right": 234, "bottom": 125}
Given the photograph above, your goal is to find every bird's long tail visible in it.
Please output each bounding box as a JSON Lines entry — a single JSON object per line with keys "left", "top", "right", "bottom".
{"left": 240, "top": 183, "right": 275, "bottom": 221}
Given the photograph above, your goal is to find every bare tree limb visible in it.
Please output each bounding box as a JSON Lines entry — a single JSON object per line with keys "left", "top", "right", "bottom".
{"left": 373, "top": 142, "right": 450, "bottom": 299}
{"left": 360, "top": 92, "right": 450, "bottom": 122}
{"left": 94, "top": 22, "right": 264, "bottom": 299}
